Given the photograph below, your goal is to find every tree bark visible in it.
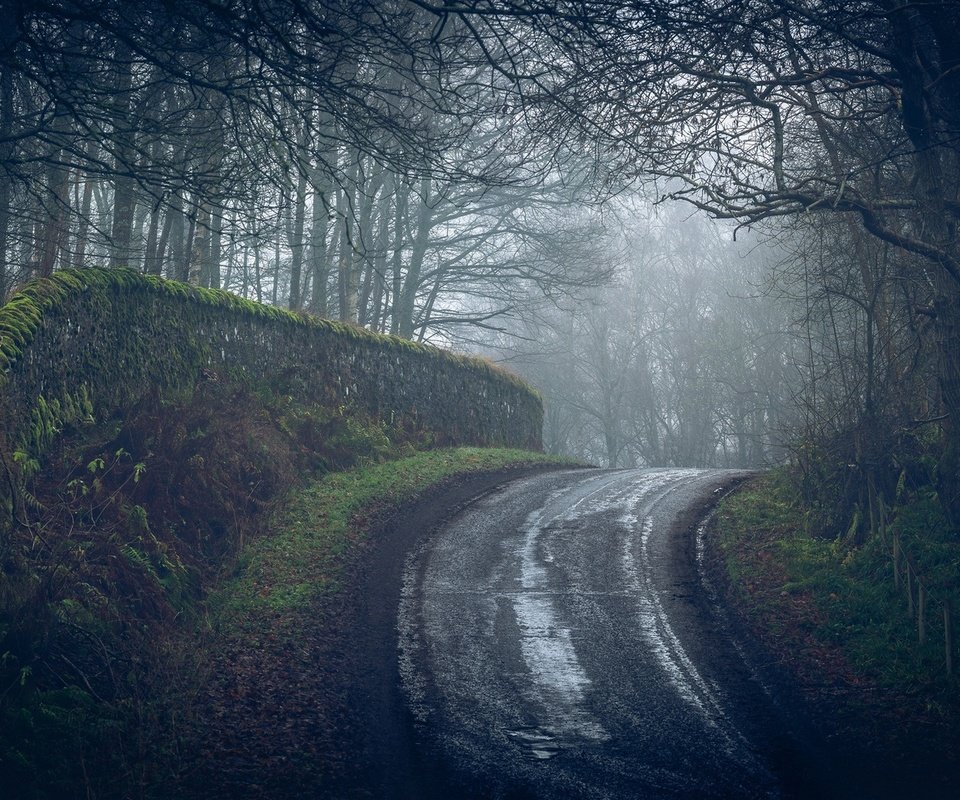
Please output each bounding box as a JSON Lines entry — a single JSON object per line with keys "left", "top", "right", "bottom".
{"left": 885, "top": 4, "right": 960, "bottom": 523}
{"left": 397, "top": 175, "right": 433, "bottom": 339}
{"left": 143, "top": 197, "right": 161, "bottom": 275}
{"left": 367, "top": 173, "right": 394, "bottom": 331}
{"left": 38, "top": 106, "right": 71, "bottom": 278}
{"left": 288, "top": 169, "right": 307, "bottom": 309}
{"left": 308, "top": 175, "right": 330, "bottom": 315}
{"left": 208, "top": 206, "right": 222, "bottom": 289}
{"left": 337, "top": 154, "right": 360, "bottom": 322}
{"left": 389, "top": 178, "right": 410, "bottom": 334}
{"left": 108, "top": 41, "right": 136, "bottom": 269}
{"left": 190, "top": 201, "right": 209, "bottom": 285}
{"left": 71, "top": 143, "right": 96, "bottom": 270}
{"left": 168, "top": 191, "right": 186, "bottom": 281}
{"left": 356, "top": 160, "right": 385, "bottom": 325}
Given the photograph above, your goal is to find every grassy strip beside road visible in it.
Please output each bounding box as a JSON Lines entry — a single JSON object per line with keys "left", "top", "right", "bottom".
{"left": 184, "top": 447, "right": 573, "bottom": 797}
{"left": 212, "top": 447, "right": 571, "bottom": 628}
{"left": 712, "top": 471, "right": 959, "bottom": 786}
{"left": 715, "top": 472, "right": 960, "bottom": 697}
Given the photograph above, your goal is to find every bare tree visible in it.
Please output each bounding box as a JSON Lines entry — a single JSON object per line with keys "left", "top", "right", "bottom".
{"left": 418, "top": 1, "right": 960, "bottom": 520}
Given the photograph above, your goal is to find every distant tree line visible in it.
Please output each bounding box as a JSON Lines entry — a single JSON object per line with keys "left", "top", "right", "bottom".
{"left": 486, "top": 205, "right": 795, "bottom": 471}
{"left": 433, "top": 0, "right": 959, "bottom": 534}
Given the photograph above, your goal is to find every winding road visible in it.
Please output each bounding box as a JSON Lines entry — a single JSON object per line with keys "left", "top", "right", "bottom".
{"left": 347, "top": 467, "right": 835, "bottom": 799}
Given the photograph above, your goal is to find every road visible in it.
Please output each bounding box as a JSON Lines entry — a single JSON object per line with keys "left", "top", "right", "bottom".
{"left": 387, "top": 468, "right": 828, "bottom": 799}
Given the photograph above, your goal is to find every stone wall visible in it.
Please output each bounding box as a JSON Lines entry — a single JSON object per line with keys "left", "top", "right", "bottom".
{"left": 0, "top": 269, "right": 542, "bottom": 526}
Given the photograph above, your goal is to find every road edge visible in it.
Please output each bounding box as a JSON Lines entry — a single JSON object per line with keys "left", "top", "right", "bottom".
{"left": 701, "top": 475, "right": 960, "bottom": 799}
{"left": 672, "top": 474, "right": 845, "bottom": 799}
{"left": 333, "top": 462, "right": 587, "bottom": 798}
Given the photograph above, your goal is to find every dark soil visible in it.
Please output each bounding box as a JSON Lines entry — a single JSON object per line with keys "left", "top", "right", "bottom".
{"left": 181, "top": 467, "right": 960, "bottom": 799}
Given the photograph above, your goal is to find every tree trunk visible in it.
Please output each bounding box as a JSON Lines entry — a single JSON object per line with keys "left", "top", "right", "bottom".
{"left": 389, "top": 178, "right": 410, "bottom": 334}
{"left": 38, "top": 107, "right": 71, "bottom": 278}
{"left": 168, "top": 191, "right": 186, "bottom": 281}
{"left": 272, "top": 215, "right": 280, "bottom": 305}
{"left": 0, "top": 65, "right": 12, "bottom": 299}
{"left": 884, "top": 3, "right": 960, "bottom": 524}
{"left": 367, "top": 175, "right": 393, "bottom": 331}
{"left": 143, "top": 197, "right": 161, "bottom": 275}
{"left": 397, "top": 175, "right": 433, "bottom": 339}
{"left": 288, "top": 170, "right": 307, "bottom": 309}
{"left": 72, "top": 147, "right": 96, "bottom": 269}
{"left": 108, "top": 41, "right": 136, "bottom": 269}
{"left": 253, "top": 237, "right": 264, "bottom": 303}
{"left": 208, "top": 206, "right": 222, "bottom": 289}
{"left": 936, "top": 296, "right": 960, "bottom": 524}
{"left": 308, "top": 109, "right": 335, "bottom": 315}
{"left": 337, "top": 155, "right": 360, "bottom": 322}
{"left": 154, "top": 202, "right": 173, "bottom": 276}
{"left": 356, "top": 163, "right": 385, "bottom": 326}
{"left": 190, "top": 201, "right": 209, "bottom": 285}
{"left": 308, "top": 182, "right": 330, "bottom": 315}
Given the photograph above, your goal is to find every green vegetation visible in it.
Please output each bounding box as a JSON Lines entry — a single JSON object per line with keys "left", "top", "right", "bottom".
{"left": 0, "top": 269, "right": 543, "bottom": 545}
{"left": 0, "top": 267, "right": 537, "bottom": 401}
{"left": 715, "top": 471, "right": 960, "bottom": 701}
{"left": 0, "top": 422, "right": 562, "bottom": 798}
{"left": 214, "top": 447, "right": 569, "bottom": 627}
{"left": 0, "top": 384, "right": 355, "bottom": 799}
{"left": 0, "top": 268, "right": 544, "bottom": 798}
{"left": 177, "top": 446, "right": 571, "bottom": 796}
{"left": 0, "top": 300, "right": 555, "bottom": 800}
{"left": 0, "top": 267, "right": 473, "bottom": 378}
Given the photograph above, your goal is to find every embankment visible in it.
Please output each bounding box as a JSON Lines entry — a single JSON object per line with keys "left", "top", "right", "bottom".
{"left": 0, "top": 270, "right": 544, "bottom": 800}
{"left": 0, "top": 268, "right": 542, "bottom": 529}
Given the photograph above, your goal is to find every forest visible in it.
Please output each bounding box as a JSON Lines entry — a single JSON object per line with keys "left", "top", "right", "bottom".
{"left": 2, "top": 1, "right": 960, "bottom": 795}
{"left": 4, "top": 0, "right": 958, "bottom": 537}
{"left": 2, "top": 0, "right": 959, "bottom": 520}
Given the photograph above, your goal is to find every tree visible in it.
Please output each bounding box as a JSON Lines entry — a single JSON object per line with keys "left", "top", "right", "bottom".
{"left": 2, "top": 1, "right": 612, "bottom": 347}
{"left": 488, "top": 201, "right": 795, "bottom": 469}
{"left": 422, "top": 0, "right": 960, "bottom": 520}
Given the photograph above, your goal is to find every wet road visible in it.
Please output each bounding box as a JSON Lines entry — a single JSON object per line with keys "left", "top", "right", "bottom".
{"left": 396, "top": 468, "right": 805, "bottom": 799}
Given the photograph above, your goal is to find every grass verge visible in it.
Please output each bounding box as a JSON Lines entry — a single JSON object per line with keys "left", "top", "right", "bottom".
{"left": 181, "top": 447, "right": 573, "bottom": 797}
{"left": 713, "top": 470, "right": 959, "bottom": 743}
{"left": 211, "top": 446, "right": 572, "bottom": 630}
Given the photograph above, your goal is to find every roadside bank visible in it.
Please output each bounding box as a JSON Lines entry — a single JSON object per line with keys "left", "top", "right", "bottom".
{"left": 179, "top": 448, "right": 573, "bottom": 798}
{"left": 708, "top": 472, "right": 960, "bottom": 798}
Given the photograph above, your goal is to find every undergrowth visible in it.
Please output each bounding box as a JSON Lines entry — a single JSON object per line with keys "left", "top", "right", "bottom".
{"left": 179, "top": 447, "right": 570, "bottom": 798}
{"left": 0, "top": 368, "right": 561, "bottom": 799}
{"left": 212, "top": 447, "right": 569, "bottom": 630}
{"left": 0, "top": 375, "right": 437, "bottom": 799}
{"left": 715, "top": 470, "right": 960, "bottom": 705}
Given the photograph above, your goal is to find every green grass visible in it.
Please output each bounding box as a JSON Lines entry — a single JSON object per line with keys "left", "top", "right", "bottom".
{"left": 211, "top": 447, "right": 572, "bottom": 628}
{"left": 715, "top": 471, "right": 960, "bottom": 701}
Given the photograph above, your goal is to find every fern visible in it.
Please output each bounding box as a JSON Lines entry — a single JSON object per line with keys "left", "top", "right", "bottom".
{"left": 120, "top": 544, "right": 158, "bottom": 582}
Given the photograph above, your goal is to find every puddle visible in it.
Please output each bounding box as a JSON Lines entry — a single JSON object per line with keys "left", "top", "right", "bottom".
{"left": 504, "top": 726, "right": 563, "bottom": 760}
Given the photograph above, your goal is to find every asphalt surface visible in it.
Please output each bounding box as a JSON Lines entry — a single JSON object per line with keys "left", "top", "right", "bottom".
{"left": 392, "top": 468, "right": 827, "bottom": 800}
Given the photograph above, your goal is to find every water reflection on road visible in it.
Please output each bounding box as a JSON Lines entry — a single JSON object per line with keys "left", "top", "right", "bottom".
{"left": 399, "top": 468, "right": 777, "bottom": 799}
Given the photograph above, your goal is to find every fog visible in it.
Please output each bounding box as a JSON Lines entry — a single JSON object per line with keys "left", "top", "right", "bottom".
{"left": 1, "top": 0, "right": 956, "bottom": 512}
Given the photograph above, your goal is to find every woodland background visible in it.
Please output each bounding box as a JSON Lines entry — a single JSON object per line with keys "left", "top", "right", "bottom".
{"left": 2, "top": 0, "right": 959, "bottom": 532}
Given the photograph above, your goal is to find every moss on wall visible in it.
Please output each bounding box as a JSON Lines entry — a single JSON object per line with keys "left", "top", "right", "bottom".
{"left": 0, "top": 269, "right": 542, "bottom": 534}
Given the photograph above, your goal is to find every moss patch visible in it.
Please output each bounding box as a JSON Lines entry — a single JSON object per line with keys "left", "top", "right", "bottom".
{"left": 0, "top": 268, "right": 552, "bottom": 799}
{"left": 1, "top": 268, "right": 544, "bottom": 541}
{"left": 181, "top": 448, "right": 573, "bottom": 797}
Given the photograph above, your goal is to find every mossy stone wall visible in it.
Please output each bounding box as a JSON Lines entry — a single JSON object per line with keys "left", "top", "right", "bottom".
{"left": 0, "top": 269, "right": 542, "bottom": 526}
